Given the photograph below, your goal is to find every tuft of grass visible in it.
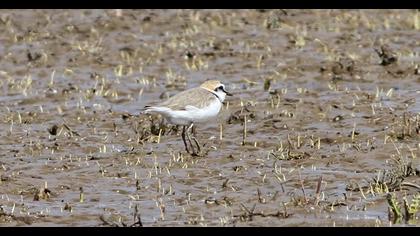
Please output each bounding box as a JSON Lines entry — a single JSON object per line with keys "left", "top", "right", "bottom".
{"left": 387, "top": 193, "right": 420, "bottom": 224}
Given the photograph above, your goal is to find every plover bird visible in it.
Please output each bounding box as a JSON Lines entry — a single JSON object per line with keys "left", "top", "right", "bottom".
{"left": 144, "top": 80, "right": 232, "bottom": 155}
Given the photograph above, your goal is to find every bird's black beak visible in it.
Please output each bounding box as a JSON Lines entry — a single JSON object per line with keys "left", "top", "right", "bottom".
{"left": 223, "top": 88, "right": 233, "bottom": 96}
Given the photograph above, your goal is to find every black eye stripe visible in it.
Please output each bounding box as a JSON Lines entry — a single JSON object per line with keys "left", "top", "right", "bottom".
{"left": 215, "top": 85, "right": 224, "bottom": 91}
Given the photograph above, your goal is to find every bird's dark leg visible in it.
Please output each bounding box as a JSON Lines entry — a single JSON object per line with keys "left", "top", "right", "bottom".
{"left": 190, "top": 125, "right": 201, "bottom": 154}
{"left": 191, "top": 136, "right": 201, "bottom": 154}
{"left": 188, "top": 123, "right": 201, "bottom": 155}
{"left": 186, "top": 123, "right": 196, "bottom": 155}
{"left": 181, "top": 126, "right": 190, "bottom": 153}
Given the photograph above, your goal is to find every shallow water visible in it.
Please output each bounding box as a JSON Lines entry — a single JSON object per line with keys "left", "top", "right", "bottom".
{"left": 0, "top": 9, "right": 419, "bottom": 226}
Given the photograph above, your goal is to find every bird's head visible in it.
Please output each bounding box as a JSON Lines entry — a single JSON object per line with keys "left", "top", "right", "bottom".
{"left": 200, "top": 80, "right": 232, "bottom": 102}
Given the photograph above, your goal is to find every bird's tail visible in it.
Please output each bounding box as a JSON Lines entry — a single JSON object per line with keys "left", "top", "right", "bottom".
{"left": 142, "top": 106, "right": 171, "bottom": 115}
{"left": 138, "top": 105, "right": 151, "bottom": 115}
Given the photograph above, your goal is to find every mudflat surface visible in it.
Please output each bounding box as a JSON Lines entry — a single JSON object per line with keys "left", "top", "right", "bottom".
{"left": 0, "top": 9, "right": 419, "bottom": 226}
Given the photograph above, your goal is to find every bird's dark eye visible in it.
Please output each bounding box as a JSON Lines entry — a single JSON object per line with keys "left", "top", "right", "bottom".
{"left": 215, "top": 85, "right": 224, "bottom": 91}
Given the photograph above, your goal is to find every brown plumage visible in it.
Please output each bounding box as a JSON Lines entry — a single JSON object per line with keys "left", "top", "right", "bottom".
{"left": 155, "top": 87, "right": 218, "bottom": 110}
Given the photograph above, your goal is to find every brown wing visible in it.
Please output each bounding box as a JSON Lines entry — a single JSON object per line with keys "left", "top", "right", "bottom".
{"left": 157, "top": 87, "right": 216, "bottom": 110}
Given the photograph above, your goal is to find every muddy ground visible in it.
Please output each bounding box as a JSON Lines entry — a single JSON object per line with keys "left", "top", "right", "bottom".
{"left": 0, "top": 9, "right": 419, "bottom": 226}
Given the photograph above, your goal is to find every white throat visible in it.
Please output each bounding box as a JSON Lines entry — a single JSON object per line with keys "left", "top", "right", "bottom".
{"left": 211, "top": 90, "right": 227, "bottom": 103}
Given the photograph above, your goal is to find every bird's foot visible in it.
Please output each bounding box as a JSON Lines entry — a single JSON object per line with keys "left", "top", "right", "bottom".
{"left": 190, "top": 150, "right": 202, "bottom": 157}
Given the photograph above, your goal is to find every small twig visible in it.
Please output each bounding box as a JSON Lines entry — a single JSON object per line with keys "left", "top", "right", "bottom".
{"left": 99, "top": 215, "right": 119, "bottom": 227}
{"left": 79, "top": 187, "right": 84, "bottom": 203}
{"left": 222, "top": 179, "right": 229, "bottom": 189}
{"left": 401, "top": 182, "right": 420, "bottom": 190}
{"left": 63, "top": 122, "right": 80, "bottom": 136}
{"left": 298, "top": 171, "right": 308, "bottom": 203}
{"left": 257, "top": 188, "right": 266, "bottom": 204}
{"left": 242, "top": 114, "right": 247, "bottom": 145}
{"left": 314, "top": 176, "right": 323, "bottom": 205}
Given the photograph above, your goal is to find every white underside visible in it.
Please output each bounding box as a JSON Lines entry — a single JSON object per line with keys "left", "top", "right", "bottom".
{"left": 145, "top": 100, "right": 222, "bottom": 126}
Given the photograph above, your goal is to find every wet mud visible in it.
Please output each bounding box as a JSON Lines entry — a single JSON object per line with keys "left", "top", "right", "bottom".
{"left": 0, "top": 10, "right": 419, "bottom": 226}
